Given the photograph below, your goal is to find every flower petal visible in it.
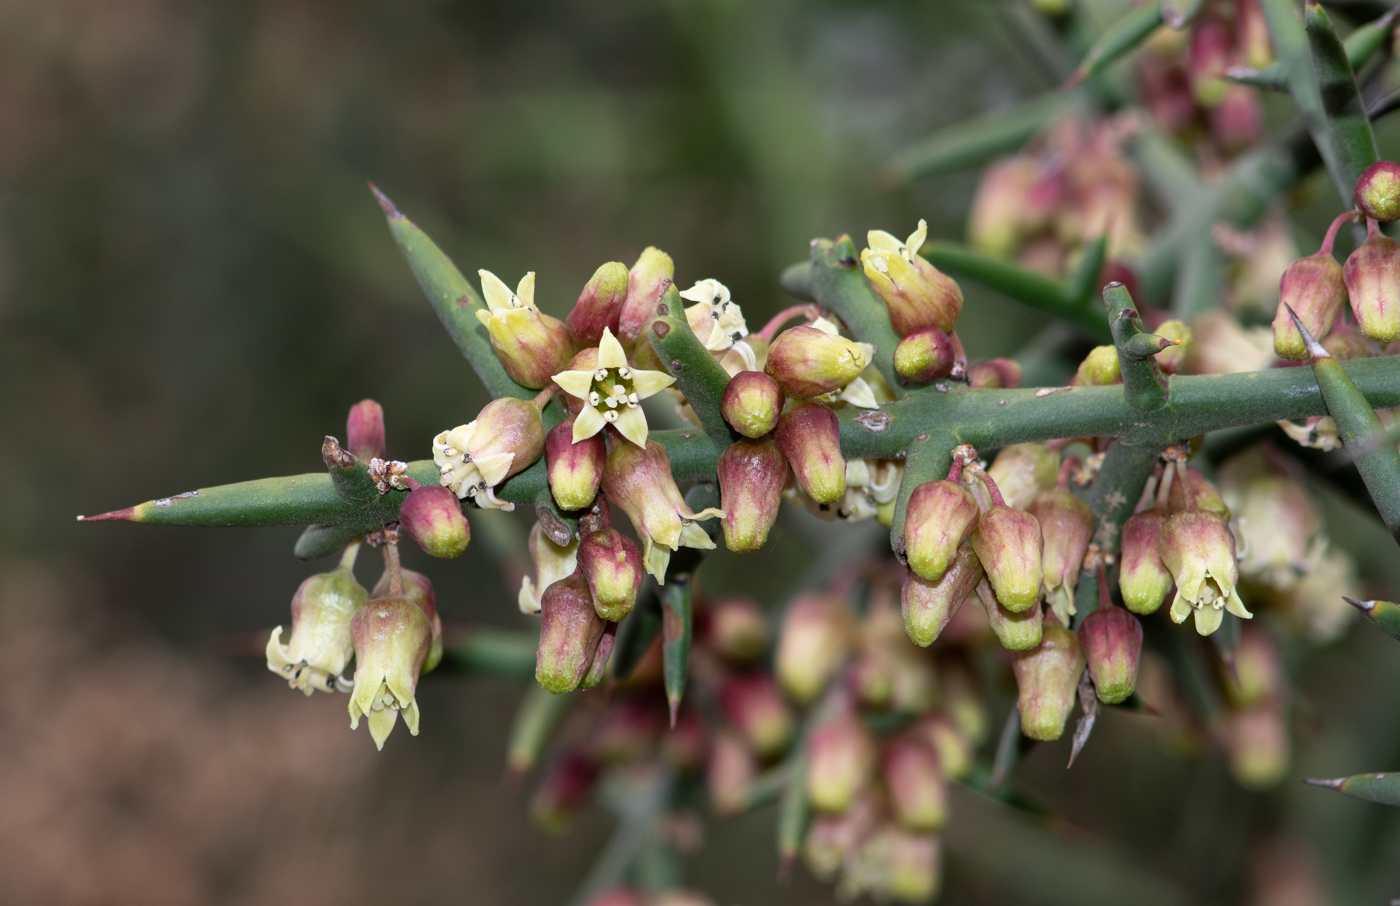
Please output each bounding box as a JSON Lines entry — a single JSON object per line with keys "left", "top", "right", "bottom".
{"left": 644, "top": 542, "right": 670, "bottom": 583}
{"left": 1193, "top": 603, "right": 1223, "bottom": 636}
{"left": 614, "top": 406, "right": 650, "bottom": 448}
{"left": 518, "top": 577, "right": 541, "bottom": 615}
{"left": 629, "top": 368, "right": 676, "bottom": 398}
{"left": 516, "top": 271, "right": 536, "bottom": 310}
{"left": 810, "top": 316, "right": 839, "bottom": 337}
{"left": 597, "top": 328, "right": 628, "bottom": 369}
{"left": 553, "top": 369, "right": 595, "bottom": 400}
{"left": 474, "top": 452, "right": 516, "bottom": 488}
{"left": 1225, "top": 588, "right": 1253, "bottom": 619}
{"left": 1169, "top": 592, "right": 1192, "bottom": 624}
{"left": 905, "top": 219, "right": 928, "bottom": 258}
{"left": 837, "top": 377, "right": 879, "bottom": 410}
{"left": 572, "top": 404, "right": 607, "bottom": 442}
{"left": 478, "top": 269, "right": 516, "bottom": 312}
{"left": 679, "top": 520, "right": 717, "bottom": 550}
{"left": 367, "top": 706, "right": 398, "bottom": 751}
{"left": 867, "top": 229, "right": 904, "bottom": 253}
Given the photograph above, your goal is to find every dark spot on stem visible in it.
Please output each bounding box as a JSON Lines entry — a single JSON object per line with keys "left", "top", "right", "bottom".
{"left": 652, "top": 321, "right": 671, "bottom": 339}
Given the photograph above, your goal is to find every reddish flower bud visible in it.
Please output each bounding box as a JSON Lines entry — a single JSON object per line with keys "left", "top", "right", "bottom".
{"left": 967, "top": 357, "right": 1023, "bottom": 389}
{"left": 578, "top": 620, "right": 616, "bottom": 690}
{"left": 910, "top": 715, "right": 974, "bottom": 781}
{"left": 719, "top": 672, "right": 795, "bottom": 759}
{"left": 398, "top": 485, "right": 471, "bottom": 559}
{"left": 1273, "top": 252, "right": 1347, "bottom": 360}
{"left": 774, "top": 401, "right": 846, "bottom": 506}
{"left": 893, "top": 326, "right": 955, "bottom": 383}
{"left": 1078, "top": 606, "right": 1142, "bottom": 704}
{"left": 765, "top": 325, "right": 869, "bottom": 398}
{"left": 902, "top": 480, "right": 979, "bottom": 583}
{"left": 663, "top": 708, "right": 708, "bottom": 771}
{"left": 578, "top": 528, "right": 644, "bottom": 622}
{"left": 883, "top": 737, "right": 947, "bottom": 832}
{"left": 346, "top": 399, "right": 386, "bottom": 461}
{"left": 567, "top": 261, "right": 630, "bottom": 348}
{"left": 1343, "top": 223, "right": 1400, "bottom": 343}
{"left": 803, "top": 793, "right": 881, "bottom": 882}
{"left": 1210, "top": 84, "right": 1262, "bottom": 153}
{"left": 1354, "top": 160, "right": 1400, "bottom": 223}
{"left": 1119, "top": 509, "right": 1172, "bottom": 615}
{"left": 986, "top": 443, "right": 1058, "bottom": 510}
{"left": 1012, "top": 623, "right": 1086, "bottom": 741}
{"left": 531, "top": 750, "right": 600, "bottom": 833}
{"left": 901, "top": 545, "right": 983, "bottom": 647}
{"left": 617, "top": 246, "right": 674, "bottom": 350}
{"left": 977, "top": 579, "right": 1043, "bottom": 651}
{"left": 536, "top": 571, "right": 608, "bottom": 694}
{"left": 1029, "top": 488, "right": 1095, "bottom": 625}
{"left": 776, "top": 593, "right": 854, "bottom": 704}
{"left": 707, "top": 729, "right": 759, "bottom": 817}
{"left": 582, "top": 889, "right": 647, "bottom": 906}
{"left": 806, "top": 711, "right": 877, "bottom": 813}
{"left": 720, "top": 370, "right": 785, "bottom": 438}
{"left": 969, "top": 157, "right": 1040, "bottom": 257}
{"left": 717, "top": 437, "right": 787, "bottom": 552}
{"left": 372, "top": 565, "right": 443, "bottom": 674}
{"left": 971, "top": 501, "right": 1043, "bottom": 613}
{"left": 706, "top": 597, "right": 768, "bottom": 661}
{"left": 546, "top": 419, "right": 606, "bottom": 511}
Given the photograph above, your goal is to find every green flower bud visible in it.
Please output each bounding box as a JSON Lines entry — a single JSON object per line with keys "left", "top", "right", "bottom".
{"left": 346, "top": 398, "right": 386, "bottom": 461}
{"left": 1342, "top": 223, "right": 1400, "bottom": 343}
{"left": 566, "top": 261, "right": 629, "bottom": 348}
{"left": 719, "top": 673, "right": 795, "bottom": 759}
{"left": 578, "top": 528, "right": 644, "bottom": 622}
{"left": 765, "top": 325, "right": 869, "bottom": 399}
{"left": 902, "top": 480, "right": 979, "bottom": 583}
{"left": 1154, "top": 319, "right": 1191, "bottom": 375}
{"left": 1223, "top": 705, "right": 1288, "bottom": 789}
{"left": 398, "top": 485, "right": 471, "bottom": 559}
{"left": 967, "top": 357, "right": 1023, "bottom": 389}
{"left": 1167, "top": 466, "right": 1230, "bottom": 519}
{"left": 1071, "top": 344, "right": 1122, "bottom": 386}
{"left": 1029, "top": 488, "right": 1095, "bottom": 626}
{"left": 1273, "top": 251, "right": 1347, "bottom": 360}
{"left": 1353, "top": 160, "right": 1400, "bottom": 222}
{"left": 805, "top": 712, "right": 876, "bottom": 813}
{"left": 776, "top": 593, "right": 854, "bottom": 704}
{"left": 531, "top": 750, "right": 599, "bottom": 833}
{"left": 720, "top": 370, "right": 785, "bottom": 437}
{"left": 986, "top": 443, "right": 1058, "bottom": 510}
{"left": 883, "top": 736, "right": 947, "bottom": 832}
{"left": 977, "top": 579, "right": 1043, "bottom": 651}
{"left": 349, "top": 594, "right": 433, "bottom": 750}
{"left": 971, "top": 503, "right": 1043, "bottom": 613}
{"left": 535, "top": 571, "right": 608, "bottom": 694}
{"left": 1222, "top": 626, "right": 1283, "bottom": 708}
{"left": 1012, "top": 623, "right": 1086, "bottom": 741}
{"left": 1118, "top": 509, "right": 1172, "bottom": 615}
{"left": 846, "top": 827, "right": 942, "bottom": 904}
{"left": 894, "top": 326, "right": 955, "bottom": 383}
{"left": 901, "top": 544, "right": 983, "bottom": 647}
{"left": 546, "top": 418, "right": 606, "bottom": 511}
{"left": 910, "top": 715, "right": 974, "bottom": 781}
{"left": 774, "top": 401, "right": 846, "bottom": 506}
{"left": 717, "top": 437, "right": 788, "bottom": 553}
{"left": 705, "top": 597, "right": 768, "bottom": 662}
{"left": 266, "top": 547, "right": 369, "bottom": 696}
{"left": 617, "top": 247, "right": 674, "bottom": 350}
{"left": 1078, "top": 606, "right": 1142, "bottom": 704}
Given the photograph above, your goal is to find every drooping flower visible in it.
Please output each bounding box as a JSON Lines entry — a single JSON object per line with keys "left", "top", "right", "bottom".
{"left": 348, "top": 591, "right": 432, "bottom": 750}
{"left": 473, "top": 269, "right": 574, "bottom": 389}
{"left": 266, "top": 544, "right": 368, "bottom": 696}
{"left": 518, "top": 521, "right": 579, "bottom": 615}
{"left": 602, "top": 439, "right": 723, "bottom": 581}
{"left": 552, "top": 327, "right": 676, "bottom": 447}
{"left": 432, "top": 398, "right": 545, "bottom": 511}
{"left": 1161, "top": 509, "right": 1253, "bottom": 636}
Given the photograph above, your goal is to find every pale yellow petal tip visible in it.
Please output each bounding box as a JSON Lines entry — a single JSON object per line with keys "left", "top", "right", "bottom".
{"left": 597, "top": 328, "right": 628, "bottom": 369}
{"left": 572, "top": 404, "right": 607, "bottom": 443}
{"left": 614, "top": 407, "right": 649, "bottom": 448}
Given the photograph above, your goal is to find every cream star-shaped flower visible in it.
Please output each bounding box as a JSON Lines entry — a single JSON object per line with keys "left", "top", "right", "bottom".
{"left": 474, "top": 269, "right": 537, "bottom": 331}
{"left": 551, "top": 327, "right": 675, "bottom": 446}
{"left": 680, "top": 279, "right": 749, "bottom": 352}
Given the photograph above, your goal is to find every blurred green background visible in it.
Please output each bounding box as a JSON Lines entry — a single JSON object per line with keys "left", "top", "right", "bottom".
{"left": 1, "top": 1, "right": 1398, "bottom": 904}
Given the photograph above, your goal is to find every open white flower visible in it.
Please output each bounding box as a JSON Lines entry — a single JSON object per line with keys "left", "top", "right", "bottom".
{"left": 552, "top": 327, "right": 675, "bottom": 447}
{"left": 433, "top": 423, "right": 516, "bottom": 511}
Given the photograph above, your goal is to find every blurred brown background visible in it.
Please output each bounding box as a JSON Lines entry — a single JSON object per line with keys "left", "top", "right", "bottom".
{"left": 1, "top": 1, "right": 1398, "bottom": 904}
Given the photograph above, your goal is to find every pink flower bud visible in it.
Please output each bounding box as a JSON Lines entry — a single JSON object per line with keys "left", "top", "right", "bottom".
{"left": 967, "top": 357, "right": 1023, "bottom": 389}
{"left": 663, "top": 708, "right": 708, "bottom": 771}
{"left": 1210, "top": 84, "right": 1262, "bottom": 153}
{"left": 1119, "top": 509, "right": 1173, "bottom": 615}
{"left": 398, "top": 485, "right": 471, "bottom": 559}
{"left": 765, "top": 325, "right": 869, "bottom": 398}
{"left": 849, "top": 826, "right": 942, "bottom": 904}
{"left": 1231, "top": 475, "right": 1321, "bottom": 588}
{"left": 802, "top": 793, "right": 881, "bottom": 882}
{"left": 971, "top": 501, "right": 1043, "bottom": 613}
{"left": 968, "top": 157, "right": 1040, "bottom": 257}
{"left": 578, "top": 528, "right": 644, "bottom": 622}
{"left": 774, "top": 401, "right": 846, "bottom": 506}
{"left": 266, "top": 551, "right": 369, "bottom": 696}
{"left": 719, "top": 672, "right": 795, "bottom": 759}
{"left": 1343, "top": 224, "right": 1400, "bottom": 343}
{"left": 986, "top": 443, "right": 1059, "bottom": 510}
{"left": 1029, "top": 488, "right": 1095, "bottom": 625}
{"left": 1161, "top": 509, "right": 1253, "bottom": 636}
{"left": 705, "top": 597, "right": 768, "bottom": 661}
{"left": 776, "top": 593, "right": 854, "bottom": 704}
{"left": 580, "top": 619, "right": 617, "bottom": 691}
{"left": 902, "top": 479, "right": 979, "bottom": 583}
{"left": 1188, "top": 15, "right": 1231, "bottom": 105}
{"left": 901, "top": 544, "right": 983, "bottom": 647}
{"left": 531, "top": 750, "right": 600, "bottom": 832}
{"left": 707, "top": 729, "right": 759, "bottom": 817}
{"left": 603, "top": 440, "right": 723, "bottom": 582}
{"left": 1223, "top": 704, "right": 1288, "bottom": 789}
{"left": 1078, "top": 606, "right": 1142, "bottom": 704}
{"left": 346, "top": 399, "right": 385, "bottom": 461}
{"left": 546, "top": 419, "right": 606, "bottom": 512}
{"left": 536, "top": 571, "right": 608, "bottom": 693}
{"left": 717, "top": 437, "right": 788, "bottom": 552}
{"left": 567, "top": 261, "right": 630, "bottom": 348}
{"left": 862, "top": 221, "right": 964, "bottom": 335}
{"left": 882, "top": 737, "right": 947, "bottom": 832}
{"left": 1354, "top": 160, "right": 1400, "bottom": 223}
{"left": 805, "top": 711, "right": 877, "bottom": 813}
{"left": 617, "top": 247, "right": 674, "bottom": 350}
{"left": 1223, "top": 626, "right": 1283, "bottom": 708}
{"left": 720, "top": 370, "right": 785, "bottom": 438}
{"left": 893, "top": 326, "right": 955, "bottom": 382}
{"left": 977, "top": 579, "right": 1043, "bottom": 651}
{"left": 372, "top": 566, "right": 443, "bottom": 674}
{"left": 349, "top": 593, "right": 433, "bottom": 750}
{"left": 1012, "top": 623, "right": 1086, "bottom": 741}
{"left": 1273, "top": 252, "right": 1347, "bottom": 360}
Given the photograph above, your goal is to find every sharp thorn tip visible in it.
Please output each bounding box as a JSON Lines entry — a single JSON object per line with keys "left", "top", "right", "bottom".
{"left": 1342, "top": 596, "right": 1375, "bottom": 612}
{"left": 1305, "top": 777, "right": 1344, "bottom": 790}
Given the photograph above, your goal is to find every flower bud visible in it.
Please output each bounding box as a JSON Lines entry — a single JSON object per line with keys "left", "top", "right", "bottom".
{"left": 1273, "top": 250, "right": 1348, "bottom": 360}
{"left": 765, "top": 325, "right": 868, "bottom": 398}
{"left": 911, "top": 715, "right": 973, "bottom": 781}
{"left": 1161, "top": 509, "right": 1253, "bottom": 636}
{"left": 348, "top": 594, "right": 433, "bottom": 750}
{"left": 1354, "top": 160, "right": 1400, "bottom": 222}
{"left": 707, "top": 729, "right": 759, "bottom": 817}
{"left": 862, "top": 220, "right": 964, "bottom": 335}
{"left": 1232, "top": 475, "right": 1320, "bottom": 588}
{"left": 806, "top": 712, "right": 877, "bottom": 813}
{"left": 346, "top": 399, "right": 385, "bottom": 461}
{"left": 847, "top": 827, "right": 941, "bottom": 904}
{"left": 1029, "top": 488, "right": 1095, "bottom": 625}
{"left": 1119, "top": 509, "right": 1172, "bottom": 615}
{"left": 774, "top": 401, "right": 846, "bottom": 506}
{"left": 803, "top": 793, "right": 881, "bottom": 882}
{"left": 977, "top": 579, "right": 1043, "bottom": 651}
{"left": 776, "top": 593, "right": 854, "bottom": 704}
{"left": 617, "top": 247, "right": 674, "bottom": 350}
{"left": 1343, "top": 226, "right": 1400, "bottom": 343}
{"left": 536, "top": 571, "right": 608, "bottom": 694}
{"left": 719, "top": 672, "right": 795, "bottom": 759}
{"left": 266, "top": 551, "right": 369, "bottom": 695}
{"left": 717, "top": 437, "right": 787, "bottom": 552}
{"left": 567, "top": 261, "right": 629, "bottom": 348}
{"left": 475, "top": 270, "right": 574, "bottom": 389}
{"left": 531, "top": 750, "right": 600, "bottom": 832}
{"left": 603, "top": 439, "right": 723, "bottom": 582}
{"left": 519, "top": 522, "right": 579, "bottom": 615}
{"left": 1223, "top": 626, "right": 1283, "bottom": 708}
{"left": 1071, "top": 344, "right": 1122, "bottom": 386}
{"left": 903, "top": 480, "right": 979, "bottom": 583}
{"left": 986, "top": 443, "right": 1058, "bottom": 510}
{"left": 720, "top": 370, "right": 785, "bottom": 437}
{"left": 883, "top": 737, "right": 947, "bottom": 832}
{"left": 1078, "top": 606, "right": 1142, "bottom": 704}
{"left": 398, "top": 485, "right": 471, "bottom": 559}
{"left": 578, "top": 528, "right": 644, "bottom": 622}
{"left": 969, "top": 157, "right": 1039, "bottom": 257}
{"left": 1223, "top": 705, "right": 1288, "bottom": 789}
{"left": 901, "top": 544, "right": 983, "bottom": 647}
{"left": 706, "top": 597, "right": 768, "bottom": 661}
{"left": 663, "top": 708, "right": 708, "bottom": 771}
{"left": 971, "top": 502, "right": 1043, "bottom": 613}
{"left": 1012, "top": 623, "right": 1086, "bottom": 741}
{"left": 373, "top": 566, "right": 443, "bottom": 674}
{"left": 582, "top": 890, "right": 647, "bottom": 906}
{"left": 546, "top": 419, "right": 606, "bottom": 511}
{"left": 893, "top": 326, "right": 954, "bottom": 382}
{"left": 1154, "top": 319, "right": 1191, "bottom": 374}
{"left": 434, "top": 398, "right": 545, "bottom": 511}
{"left": 967, "top": 357, "right": 1023, "bottom": 389}
{"left": 580, "top": 620, "right": 616, "bottom": 691}
{"left": 592, "top": 698, "right": 665, "bottom": 764}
